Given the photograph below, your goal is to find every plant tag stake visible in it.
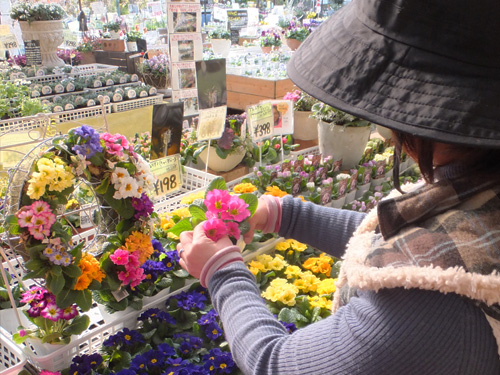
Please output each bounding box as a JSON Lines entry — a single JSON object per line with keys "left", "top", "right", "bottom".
{"left": 150, "top": 154, "right": 183, "bottom": 200}
{"left": 247, "top": 102, "right": 274, "bottom": 142}
{"left": 111, "top": 288, "right": 129, "bottom": 302}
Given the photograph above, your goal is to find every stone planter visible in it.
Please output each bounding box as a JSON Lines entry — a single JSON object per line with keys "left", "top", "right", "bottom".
{"left": 293, "top": 110, "right": 318, "bottom": 141}
{"left": 317, "top": 120, "right": 371, "bottom": 169}
{"left": 126, "top": 41, "right": 138, "bottom": 52}
{"left": 199, "top": 146, "right": 246, "bottom": 172}
{"left": 211, "top": 39, "right": 231, "bottom": 57}
{"left": 19, "top": 20, "right": 64, "bottom": 67}
{"left": 286, "top": 38, "right": 302, "bottom": 51}
{"left": 80, "top": 51, "right": 96, "bottom": 65}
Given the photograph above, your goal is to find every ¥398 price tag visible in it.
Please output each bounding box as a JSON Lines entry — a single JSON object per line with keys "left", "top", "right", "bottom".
{"left": 149, "top": 154, "right": 182, "bottom": 199}
{"left": 247, "top": 102, "right": 274, "bottom": 141}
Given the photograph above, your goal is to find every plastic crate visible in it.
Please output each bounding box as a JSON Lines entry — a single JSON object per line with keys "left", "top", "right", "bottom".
{"left": 111, "top": 94, "right": 164, "bottom": 113}
{"left": 24, "top": 73, "right": 66, "bottom": 84}
{"left": 0, "top": 327, "right": 26, "bottom": 375}
{"left": 49, "top": 104, "right": 112, "bottom": 123}
{"left": 66, "top": 64, "right": 118, "bottom": 78}
{"left": 86, "top": 81, "right": 142, "bottom": 93}
{"left": 0, "top": 114, "right": 49, "bottom": 135}
{"left": 289, "top": 146, "right": 320, "bottom": 160}
{"left": 153, "top": 166, "right": 218, "bottom": 213}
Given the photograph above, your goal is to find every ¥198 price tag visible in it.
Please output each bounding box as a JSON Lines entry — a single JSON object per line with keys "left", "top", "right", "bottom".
{"left": 247, "top": 102, "right": 274, "bottom": 141}
{"left": 149, "top": 154, "right": 182, "bottom": 199}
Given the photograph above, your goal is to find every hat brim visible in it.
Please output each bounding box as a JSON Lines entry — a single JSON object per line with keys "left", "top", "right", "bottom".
{"left": 288, "top": 2, "right": 500, "bottom": 148}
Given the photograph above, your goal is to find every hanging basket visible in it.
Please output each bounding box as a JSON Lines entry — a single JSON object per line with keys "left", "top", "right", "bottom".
{"left": 140, "top": 73, "right": 168, "bottom": 89}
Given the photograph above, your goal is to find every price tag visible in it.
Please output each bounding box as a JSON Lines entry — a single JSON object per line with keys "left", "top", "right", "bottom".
{"left": 80, "top": 204, "right": 97, "bottom": 229}
{"left": 197, "top": 106, "right": 227, "bottom": 142}
{"left": 149, "top": 154, "right": 183, "bottom": 199}
{"left": 247, "top": 102, "right": 274, "bottom": 141}
{"left": 63, "top": 30, "right": 78, "bottom": 49}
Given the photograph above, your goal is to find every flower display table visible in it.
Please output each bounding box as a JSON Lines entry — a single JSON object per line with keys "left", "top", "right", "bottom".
{"left": 226, "top": 74, "right": 295, "bottom": 110}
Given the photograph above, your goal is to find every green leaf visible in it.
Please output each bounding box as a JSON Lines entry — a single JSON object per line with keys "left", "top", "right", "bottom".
{"left": 103, "top": 186, "right": 134, "bottom": 220}
{"left": 89, "top": 152, "right": 105, "bottom": 166}
{"left": 205, "top": 177, "right": 227, "bottom": 196}
{"left": 56, "top": 288, "right": 78, "bottom": 308}
{"left": 41, "top": 332, "right": 62, "bottom": 344}
{"left": 62, "top": 264, "right": 82, "bottom": 278}
{"left": 24, "top": 259, "right": 45, "bottom": 272}
{"left": 167, "top": 217, "right": 193, "bottom": 237}
{"left": 63, "top": 314, "right": 90, "bottom": 335}
{"left": 46, "top": 272, "right": 65, "bottom": 295}
{"left": 239, "top": 193, "right": 258, "bottom": 216}
{"left": 188, "top": 205, "right": 207, "bottom": 222}
{"left": 170, "top": 276, "right": 186, "bottom": 292}
{"left": 75, "top": 289, "right": 93, "bottom": 311}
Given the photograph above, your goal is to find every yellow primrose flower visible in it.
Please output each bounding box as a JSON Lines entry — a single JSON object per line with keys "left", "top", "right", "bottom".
{"left": 308, "top": 296, "right": 332, "bottom": 310}
{"left": 249, "top": 267, "right": 260, "bottom": 276}
{"left": 160, "top": 215, "right": 175, "bottom": 231}
{"left": 289, "top": 240, "right": 307, "bottom": 252}
{"left": 284, "top": 265, "right": 302, "bottom": 279}
{"left": 255, "top": 254, "right": 274, "bottom": 271}
{"left": 264, "top": 185, "right": 287, "bottom": 198}
{"left": 278, "top": 287, "right": 298, "bottom": 306}
{"left": 247, "top": 260, "right": 265, "bottom": 272}
{"left": 317, "top": 278, "right": 337, "bottom": 295}
{"left": 167, "top": 232, "right": 179, "bottom": 240}
{"left": 170, "top": 207, "right": 191, "bottom": 219}
{"left": 180, "top": 191, "right": 205, "bottom": 205}
{"left": 66, "top": 198, "right": 79, "bottom": 210}
{"left": 233, "top": 183, "right": 257, "bottom": 194}
{"left": 299, "top": 271, "right": 320, "bottom": 293}
{"left": 26, "top": 179, "right": 46, "bottom": 200}
{"left": 275, "top": 240, "right": 291, "bottom": 251}
{"left": 269, "top": 254, "right": 288, "bottom": 271}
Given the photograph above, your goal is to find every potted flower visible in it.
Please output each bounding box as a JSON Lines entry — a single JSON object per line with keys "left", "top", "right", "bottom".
{"left": 136, "top": 54, "right": 169, "bottom": 89}
{"left": 103, "top": 21, "right": 121, "bottom": 39}
{"left": 283, "top": 89, "right": 319, "bottom": 141}
{"left": 10, "top": 3, "right": 66, "bottom": 67}
{"left": 56, "top": 49, "right": 82, "bottom": 65}
{"left": 76, "top": 37, "right": 102, "bottom": 64}
{"left": 125, "top": 30, "right": 142, "bottom": 52}
{"left": 208, "top": 28, "right": 232, "bottom": 57}
{"left": 259, "top": 30, "right": 282, "bottom": 53}
{"left": 312, "top": 102, "right": 372, "bottom": 169}
{"left": 284, "top": 22, "right": 311, "bottom": 51}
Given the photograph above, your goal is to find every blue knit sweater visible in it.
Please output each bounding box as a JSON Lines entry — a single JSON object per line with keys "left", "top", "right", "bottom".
{"left": 209, "top": 197, "right": 500, "bottom": 374}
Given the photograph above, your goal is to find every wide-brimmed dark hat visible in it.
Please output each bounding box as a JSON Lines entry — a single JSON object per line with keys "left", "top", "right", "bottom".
{"left": 288, "top": 0, "right": 500, "bottom": 148}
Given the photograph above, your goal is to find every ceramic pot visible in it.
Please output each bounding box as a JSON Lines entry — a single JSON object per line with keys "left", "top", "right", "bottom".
{"left": 109, "top": 31, "right": 121, "bottom": 39}
{"left": 199, "top": 146, "right": 245, "bottom": 172}
{"left": 211, "top": 39, "right": 231, "bottom": 57}
{"left": 293, "top": 111, "right": 318, "bottom": 141}
{"left": 317, "top": 120, "right": 371, "bottom": 169}
{"left": 261, "top": 46, "right": 273, "bottom": 54}
{"left": 19, "top": 20, "right": 64, "bottom": 67}
{"left": 80, "top": 51, "right": 96, "bottom": 65}
{"left": 286, "top": 38, "right": 302, "bottom": 51}
{"left": 126, "top": 41, "right": 137, "bottom": 52}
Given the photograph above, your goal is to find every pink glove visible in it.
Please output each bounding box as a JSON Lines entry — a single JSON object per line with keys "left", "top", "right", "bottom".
{"left": 178, "top": 223, "right": 244, "bottom": 288}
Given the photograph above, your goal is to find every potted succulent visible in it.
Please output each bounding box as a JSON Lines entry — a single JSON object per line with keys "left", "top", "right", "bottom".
{"left": 259, "top": 30, "right": 282, "bottom": 53}
{"left": 208, "top": 28, "right": 231, "bottom": 57}
{"left": 284, "top": 22, "right": 311, "bottom": 51}
{"left": 312, "top": 102, "right": 372, "bottom": 169}
{"left": 284, "top": 89, "right": 319, "bottom": 141}
{"left": 10, "top": 3, "right": 66, "bottom": 67}
{"left": 125, "top": 30, "right": 142, "bottom": 52}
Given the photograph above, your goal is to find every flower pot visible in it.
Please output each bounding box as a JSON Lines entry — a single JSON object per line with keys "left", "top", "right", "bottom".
{"left": 355, "top": 183, "right": 370, "bottom": 200}
{"left": 286, "top": 38, "right": 302, "bottom": 51}
{"left": 109, "top": 31, "right": 121, "bottom": 39}
{"left": 345, "top": 189, "right": 357, "bottom": 205}
{"left": 80, "top": 51, "right": 96, "bottom": 65}
{"left": 19, "top": 20, "right": 64, "bottom": 67}
{"left": 293, "top": 111, "right": 318, "bottom": 141}
{"left": 261, "top": 46, "right": 273, "bottom": 54}
{"left": 126, "top": 41, "right": 138, "bottom": 52}
{"left": 211, "top": 39, "right": 231, "bottom": 57}
{"left": 329, "top": 195, "right": 346, "bottom": 209}
{"left": 141, "top": 73, "right": 167, "bottom": 89}
{"left": 199, "top": 146, "right": 246, "bottom": 172}
{"left": 317, "top": 120, "right": 371, "bottom": 169}
{"left": 371, "top": 177, "right": 386, "bottom": 189}
{"left": 376, "top": 124, "right": 393, "bottom": 140}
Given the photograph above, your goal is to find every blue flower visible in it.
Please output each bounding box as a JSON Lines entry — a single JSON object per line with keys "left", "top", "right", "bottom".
{"left": 169, "top": 289, "right": 207, "bottom": 311}
{"left": 142, "top": 260, "right": 168, "bottom": 281}
{"left": 138, "top": 308, "right": 176, "bottom": 324}
{"left": 69, "top": 353, "right": 103, "bottom": 375}
{"left": 157, "top": 342, "right": 176, "bottom": 357}
{"left": 173, "top": 333, "right": 203, "bottom": 350}
{"left": 143, "top": 349, "right": 165, "bottom": 368}
{"left": 114, "top": 370, "right": 137, "bottom": 375}
{"left": 203, "top": 349, "right": 236, "bottom": 374}
{"left": 162, "top": 250, "right": 179, "bottom": 271}
{"left": 103, "top": 328, "right": 145, "bottom": 348}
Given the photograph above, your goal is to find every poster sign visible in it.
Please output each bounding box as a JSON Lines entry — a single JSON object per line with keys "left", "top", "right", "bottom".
{"left": 169, "top": 33, "right": 203, "bottom": 62}
{"left": 227, "top": 9, "right": 248, "bottom": 29}
{"left": 150, "top": 103, "right": 184, "bottom": 160}
{"left": 265, "top": 100, "right": 293, "bottom": 135}
{"left": 247, "top": 102, "right": 274, "bottom": 141}
{"left": 150, "top": 154, "right": 183, "bottom": 198}
{"left": 167, "top": 3, "right": 202, "bottom": 34}
{"left": 197, "top": 106, "right": 227, "bottom": 141}
{"left": 24, "top": 40, "right": 42, "bottom": 66}
{"left": 195, "top": 59, "right": 227, "bottom": 109}
{"left": 171, "top": 62, "right": 197, "bottom": 91}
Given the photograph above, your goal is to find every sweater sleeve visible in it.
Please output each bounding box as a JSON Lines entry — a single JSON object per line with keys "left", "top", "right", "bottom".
{"left": 279, "top": 196, "right": 366, "bottom": 257}
{"left": 209, "top": 263, "right": 499, "bottom": 375}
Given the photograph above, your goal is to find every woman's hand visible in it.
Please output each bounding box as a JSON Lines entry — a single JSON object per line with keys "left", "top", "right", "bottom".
{"left": 243, "top": 196, "right": 271, "bottom": 243}
{"left": 178, "top": 223, "right": 233, "bottom": 279}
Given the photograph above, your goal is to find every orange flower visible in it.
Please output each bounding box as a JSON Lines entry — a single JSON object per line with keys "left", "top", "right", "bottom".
{"left": 75, "top": 253, "right": 106, "bottom": 291}
{"left": 124, "top": 231, "right": 154, "bottom": 264}
{"left": 233, "top": 183, "right": 257, "bottom": 194}
{"left": 264, "top": 185, "right": 287, "bottom": 198}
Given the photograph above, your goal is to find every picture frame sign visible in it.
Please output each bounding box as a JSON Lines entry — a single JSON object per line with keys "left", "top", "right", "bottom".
{"left": 247, "top": 102, "right": 274, "bottom": 141}
{"left": 24, "top": 40, "right": 42, "bottom": 66}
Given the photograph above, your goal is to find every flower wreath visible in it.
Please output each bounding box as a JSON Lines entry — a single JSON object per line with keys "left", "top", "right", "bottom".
{"left": 6, "top": 125, "right": 157, "bottom": 316}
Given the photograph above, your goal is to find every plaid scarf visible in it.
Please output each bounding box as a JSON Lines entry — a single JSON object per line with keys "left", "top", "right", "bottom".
{"left": 332, "top": 171, "right": 500, "bottom": 351}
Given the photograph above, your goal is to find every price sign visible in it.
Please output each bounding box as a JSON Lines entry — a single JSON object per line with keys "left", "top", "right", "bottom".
{"left": 149, "top": 154, "right": 182, "bottom": 199}
{"left": 63, "top": 30, "right": 78, "bottom": 49}
{"left": 197, "top": 106, "right": 227, "bottom": 141}
{"left": 247, "top": 102, "right": 274, "bottom": 141}
{"left": 0, "top": 34, "right": 18, "bottom": 50}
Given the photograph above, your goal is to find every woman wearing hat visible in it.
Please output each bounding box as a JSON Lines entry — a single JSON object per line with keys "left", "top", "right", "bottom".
{"left": 177, "top": 0, "right": 500, "bottom": 373}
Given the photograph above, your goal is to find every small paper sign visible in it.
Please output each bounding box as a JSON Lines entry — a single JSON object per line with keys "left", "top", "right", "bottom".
{"left": 264, "top": 100, "right": 293, "bottom": 135}
{"left": 197, "top": 106, "right": 227, "bottom": 141}
{"left": 24, "top": 40, "right": 42, "bottom": 66}
{"left": 79, "top": 204, "right": 97, "bottom": 229}
{"left": 63, "top": 30, "right": 78, "bottom": 49}
{"left": 150, "top": 154, "right": 183, "bottom": 198}
{"left": 0, "top": 34, "right": 18, "bottom": 50}
{"left": 247, "top": 102, "right": 273, "bottom": 141}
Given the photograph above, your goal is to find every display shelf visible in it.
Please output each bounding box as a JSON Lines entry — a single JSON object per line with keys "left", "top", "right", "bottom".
{"left": 66, "top": 64, "right": 119, "bottom": 78}
{"left": 0, "top": 327, "right": 26, "bottom": 375}
{"left": 111, "top": 94, "right": 164, "bottom": 113}
{"left": 50, "top": 104, "right": 112, "bottom": 123}
{"left": 0, "top": 114, "right": 49, "bottom": 135}
{"left": 86, "top": 81, "right": 142, "bottom": 93}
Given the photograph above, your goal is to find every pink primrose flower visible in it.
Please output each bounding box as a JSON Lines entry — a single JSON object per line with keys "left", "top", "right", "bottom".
{"left": 220, "top": 196, "right": 250, "bottom": 222}
{"left": 61, "top": 305, "right": 78, "bottom": 320}
{"left": 41, "top": 302, "right": 63, "bottom": 321}
{"left": 31, "top": 201, "right": 51, "bottom": 215}
{"left": 274, "top": 144, "right": 281, "bottom": 150}
{"left": 203, "top": 218, "right": 228, "bottom": 242}
{"left": 118, "top": 267, "right": 145, "bottom": 287}
{"left": 125, "top": 251, "right": 141, "bottom": 269}
{"left": 19, "top": 329, "right": 26, "bottom": 337}
{"left": 204, "top": 189, "right": 231, "bottom": 214}
{"left": 20, "top": 286, "right": 46, "bottom": 304}
{"left": 225, "top": 221, "right": 241, "bottom": 239}
{"left": 28, "top": 225, "right": 49, "bottom": 240}
{"left": 17, "top": 209, "right": 34, "bottom": 228}
{"left": 40, "top": 371, "right": 61, "bottom": 375}
{"left": 100, "top": 133, "right": 129, "bottom": 157}
{"left": 110, "top": 249, "right": 129, "bottom": 265}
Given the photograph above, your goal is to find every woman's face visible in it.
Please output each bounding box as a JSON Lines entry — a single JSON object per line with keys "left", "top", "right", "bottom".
{"left": 273, "top": 107, "right": 279, "bottom": 122}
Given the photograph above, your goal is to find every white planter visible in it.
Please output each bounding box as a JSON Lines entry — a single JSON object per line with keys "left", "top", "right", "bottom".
{"left": 19, "top": 20, "right": 64, "bottom": 67}
{"left": 293, "top": 111, "right": 318, "bottom": 141}
{"left": 199, "top": 146, "right": 245, "bottom": 172}
{"left": 317, "top": 121, "right": 371, "bottom": 169}
{"left": 126, "top": 41, "right": 138, "bottom": 52}
{"left": 109, "top": 31, "right": 121, "bottom": 39}
{"left": 371, "top": 177, "right": 386, "bottom": 189}
{"left": 211, "top": 39, "right": 231, "bottom": 57}
{"left": 376, "top": 124, "right": 393, "bottom": 140}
